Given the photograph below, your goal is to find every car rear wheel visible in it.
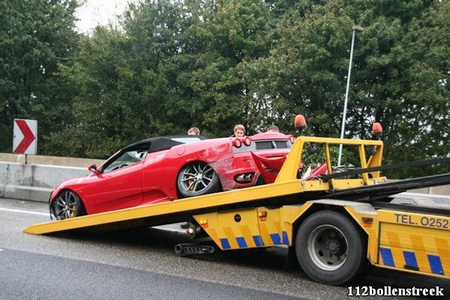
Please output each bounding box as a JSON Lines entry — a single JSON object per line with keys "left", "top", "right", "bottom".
{"left": 50, "top": 190, "right": 86, "bottom": 220}
{"left": 177, "top": 162, "right": 221, "bottom": 198}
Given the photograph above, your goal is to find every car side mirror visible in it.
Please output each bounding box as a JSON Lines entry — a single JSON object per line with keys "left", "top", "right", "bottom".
{"left": 88, "top": 164, "right": 100, "bottom": 175}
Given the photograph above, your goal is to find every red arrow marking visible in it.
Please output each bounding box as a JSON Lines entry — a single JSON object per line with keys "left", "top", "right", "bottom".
{"left": 14, "top": 120, "right": 36, "bottom": 153}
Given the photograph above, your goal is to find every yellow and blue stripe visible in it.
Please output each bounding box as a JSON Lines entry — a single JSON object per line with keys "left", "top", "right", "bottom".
{"left": 380, "top": 247, "right": 444, "bottom": 275}
{"left": 220, "top": 230, "right": 289, "bottom": 249}
{"left": 378, "top": 221, "right": 450, "bottom": 277}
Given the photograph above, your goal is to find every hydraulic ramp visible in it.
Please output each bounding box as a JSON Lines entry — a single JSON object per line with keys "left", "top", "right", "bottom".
{"left": 24, "top": 180, "right": 304, "bottom": 235}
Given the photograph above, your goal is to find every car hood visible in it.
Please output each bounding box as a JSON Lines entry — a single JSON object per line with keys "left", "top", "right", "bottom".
{"left": 50, "top": 175, "right": 97, "bottom": 200}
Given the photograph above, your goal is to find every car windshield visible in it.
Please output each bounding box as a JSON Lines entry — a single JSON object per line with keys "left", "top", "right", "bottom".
{"left": 102, "top": 149, "right": 148, "bottom": 173}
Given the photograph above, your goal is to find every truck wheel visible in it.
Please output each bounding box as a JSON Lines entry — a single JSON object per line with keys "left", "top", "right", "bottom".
{"left": 295, "top": 210, "right": 368, "bottom": 285}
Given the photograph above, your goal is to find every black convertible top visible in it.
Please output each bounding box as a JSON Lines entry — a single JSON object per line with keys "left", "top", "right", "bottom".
{"left": 122, "top": 135, "right": 208, "bottom": 154}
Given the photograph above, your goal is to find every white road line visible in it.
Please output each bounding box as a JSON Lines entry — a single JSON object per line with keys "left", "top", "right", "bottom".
{"left": 0, "top": 207, "right": 48, "bottom": 216}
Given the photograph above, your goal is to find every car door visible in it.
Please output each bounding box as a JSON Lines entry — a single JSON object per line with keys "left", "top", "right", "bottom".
{"left": 82, "top": 153, "right": 144, "bottom": 213}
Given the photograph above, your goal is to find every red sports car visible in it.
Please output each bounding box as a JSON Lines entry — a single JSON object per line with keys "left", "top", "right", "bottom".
{"left": 49, "top": 132, "right": 295, "bottom": 220}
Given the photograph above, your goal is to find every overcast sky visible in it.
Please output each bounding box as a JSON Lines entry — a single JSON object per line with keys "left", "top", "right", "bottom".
{"left": 75, "top": 0, "right": 135, "bottom": 33}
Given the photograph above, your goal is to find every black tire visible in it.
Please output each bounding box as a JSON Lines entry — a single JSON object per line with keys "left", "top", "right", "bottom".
{"left": 295, "top": 210, "right": 369, "bottom": 285}
{"left": 50, "top": 190, "right": 86, "bottom": 220}
{"left": 177, "top": 162, "right": 221, "bottom": 198}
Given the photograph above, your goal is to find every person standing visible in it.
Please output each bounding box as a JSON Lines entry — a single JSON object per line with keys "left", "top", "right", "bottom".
{"left": 233, "top": 124, "right": 245, "bottom": 137}
{"left": 266, "top": 125, "right": 279, "bottom": 133}
{"left": 188, "top": 127, "right": 200, "bottom": 135}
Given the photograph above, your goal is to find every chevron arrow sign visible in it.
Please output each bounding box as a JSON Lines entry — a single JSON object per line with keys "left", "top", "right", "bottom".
{"left": 13, "top": 119, "right": 38, "bottom": 154}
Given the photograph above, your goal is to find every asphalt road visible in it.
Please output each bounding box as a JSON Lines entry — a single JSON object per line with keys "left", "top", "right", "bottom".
{"left": 1, "top": 198, "right": 449, "bottom": 300}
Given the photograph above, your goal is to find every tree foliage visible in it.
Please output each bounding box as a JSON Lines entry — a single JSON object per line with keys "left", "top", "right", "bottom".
{"left": 1, "top": 0, "right": 449, "bottom": 178}
{"left": 0, "top": 0, "right": 79, "bottom": 153}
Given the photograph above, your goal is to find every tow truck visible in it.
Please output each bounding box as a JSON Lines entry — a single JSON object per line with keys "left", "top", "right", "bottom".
{"left": 24, "top": 116, "right": 450, "bottom": 286}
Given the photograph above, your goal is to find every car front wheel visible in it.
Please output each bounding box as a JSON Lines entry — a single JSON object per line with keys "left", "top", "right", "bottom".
{"left": 177, "top": 162, "right": 221, "bottom": 198}
{"left": 50, "top": 190, "right": 86, "bottom": 220}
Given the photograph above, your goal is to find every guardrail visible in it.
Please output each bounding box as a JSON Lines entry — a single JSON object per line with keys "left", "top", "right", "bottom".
{"left": 0, "top": 153, "right": 104, "bottom": 202}
{"left": 0, "top": 162, "right": 91, "bottom": 202}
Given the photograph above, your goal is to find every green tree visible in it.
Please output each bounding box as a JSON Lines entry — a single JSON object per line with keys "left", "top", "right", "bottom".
{"left": 38, "top": 0, "right": 449, "bottom": 179}
{"left": 182, "top": 0, "right": 273, "bottom": 136}
{"left": 254, "top": 0, "right": 449, "bottom": 177}
{"left": 55, "top": 0, "right": 275, "bottom": 159}
{"left": 0, "top": 0, "right": 79, "bottom": 153}
{"left": 248, "top": 0, "right": 353, "bottom": 136}
{"left": 355, "top": 0, "right": 450, "bottom": 177}
{"left": 53, "top": 1, "right": 190, "bottom": 157}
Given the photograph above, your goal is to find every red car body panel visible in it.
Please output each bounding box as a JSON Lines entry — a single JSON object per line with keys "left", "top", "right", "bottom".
{"left": 50, "top": 133, "right": 294, "bottom": 216}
